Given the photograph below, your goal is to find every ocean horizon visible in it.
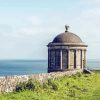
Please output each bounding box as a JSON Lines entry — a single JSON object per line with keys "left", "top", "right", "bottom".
{"left": 0, "top": 59, "right": 99, "bottom": 76}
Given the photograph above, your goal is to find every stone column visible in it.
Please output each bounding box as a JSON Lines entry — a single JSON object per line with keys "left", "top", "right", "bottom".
{"left": 68, "top": 49, "right": 70, "bottom": 70}
{"left": 81, "top": 50, "right": 84, "bottom": 69}
{"left": 60, "top": 49, "right": 62, "bottom": 70}
{"left": 48, "top": 48, "right": 51, "bottom": 73}
{"left": 48, "top": 49, "right": 50, "bottom": 68}
{"left": 84, "top": 50, "right": 86, "bottom": 68}
{"left": 74, "top": 49, "right": 76, "bottom": 69}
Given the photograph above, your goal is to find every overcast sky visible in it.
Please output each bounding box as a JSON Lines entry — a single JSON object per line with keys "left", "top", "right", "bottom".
{"left": 0, "top": 0, "right": 100, "bottom": 60}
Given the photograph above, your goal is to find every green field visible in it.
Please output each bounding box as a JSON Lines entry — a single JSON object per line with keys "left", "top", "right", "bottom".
{"left": 0, "top": 71, "right": 100, "bottom": 100}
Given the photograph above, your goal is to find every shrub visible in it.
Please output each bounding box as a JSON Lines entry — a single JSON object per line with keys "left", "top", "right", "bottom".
{"left": 34, "top": 80, "right": 42, "bottom": 91}
{"left": 26, "top": 80, "right": 35, "bottom": 90}
{"left": 84, "top": 74, "right": 89, "bottom": 77}
{"left": 48, "top": 78, "right": 58, "bottom": 91}
{"left": 15, "top": 82, "right": 26, "bottom": 92}
{"left": 71, "top": 74, "right": 77, "bottom": 79}
{"left": 68, "top": 89, "right": 76, "bottom": 97}
{"left": 48, "top": 79, "right": 53, "bottom": 86}
{"left": 76, "top": 72, "right": 82, "bottom": 77}
{"left": 52, "top": 83, "right": 58, "bottom": 91}
{"left": 43, "top": 82, "right": 48, "bottom": 89}
{"left": 15, "top": 79, "right": 35, "bottom": 92}
{"left": 72, "top": 85, "right": 81, "bottom": 90}
{"left": 66, "top": 82, "right": 69, "bottom": 86}
{"left": 81, "top": 88, "right": 88, "bottom": 92}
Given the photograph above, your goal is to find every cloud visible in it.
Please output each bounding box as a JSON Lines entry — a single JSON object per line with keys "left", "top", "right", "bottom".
{"left": 0, "top": 13, "right": 73, "bottom": 59}
{"left": 0, "top": 6, "right": 100, "bottom": 59}
{"left": 78, "top": 8, "right": 100, "bottom": 34}
{"left": 80, "top": 0, "right": 100, "bottom": 5}
{"left": 76, "top": 8, "right": 100, "bottom": 59}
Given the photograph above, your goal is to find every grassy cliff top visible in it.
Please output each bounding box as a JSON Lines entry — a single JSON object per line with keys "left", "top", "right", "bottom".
{"left": 0, "top": 71, "right": 100, "bottom": 100}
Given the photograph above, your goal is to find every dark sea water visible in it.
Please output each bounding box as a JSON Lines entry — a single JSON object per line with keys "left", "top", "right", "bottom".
{"left": 0, "top": 60, "right": 99, "bottom": 76}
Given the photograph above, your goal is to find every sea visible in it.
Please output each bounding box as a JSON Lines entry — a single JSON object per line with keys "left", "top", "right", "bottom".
{"left": 0, "top": 60, "right": 99, "bottom": 76}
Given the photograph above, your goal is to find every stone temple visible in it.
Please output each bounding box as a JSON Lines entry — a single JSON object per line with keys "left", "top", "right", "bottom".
{"left": 47, "top": 25, "right": 88, "bottom": 73}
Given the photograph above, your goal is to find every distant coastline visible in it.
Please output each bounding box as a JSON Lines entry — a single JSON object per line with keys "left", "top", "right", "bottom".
{"left": 0, "top": 60, "right": 99, "bottom": 76}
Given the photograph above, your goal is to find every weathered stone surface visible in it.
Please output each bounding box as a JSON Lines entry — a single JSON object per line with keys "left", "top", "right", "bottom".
{"left": 47, "top": 26, "right": 87, "bottom": 73}
{"left": 0, "top": 70, "right": 82, "bottom": 93}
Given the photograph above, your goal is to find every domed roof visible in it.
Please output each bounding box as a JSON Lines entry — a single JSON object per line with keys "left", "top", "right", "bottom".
{"left": 52, "top": 31, "right": 83, "bottom": 43}
{"left": 52, "top": 25, "right": 83, "bottom": 43}
{"left": 47, "top": 25, "right": 87, "bottom": 47}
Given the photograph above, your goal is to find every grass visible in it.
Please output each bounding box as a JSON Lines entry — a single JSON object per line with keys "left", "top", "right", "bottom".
{"left": 0, "top": 71, "right": 100, "bottom": 100}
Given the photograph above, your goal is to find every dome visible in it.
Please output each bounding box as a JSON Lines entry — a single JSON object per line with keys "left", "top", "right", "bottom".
{"left": 52, "top": 31, "right": 83, "bottom": 43}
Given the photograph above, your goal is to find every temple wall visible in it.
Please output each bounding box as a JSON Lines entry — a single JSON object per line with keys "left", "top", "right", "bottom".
{"left": 49, "top": 50, "right": 55, "bottom": 68}
{"left": 76, "top": 50, "right": 81, "bottom": 69}
{"left": 82, "top": 50, "right": 85, "bottom": 69}
{"left": 69, "top": 50, "right": 74, "bottom": 69}
{"left": 48, "top": 46, "right": 87, "bottom": 72}
{"left": 62, "top": 50, "right": 68, "bottom": 69}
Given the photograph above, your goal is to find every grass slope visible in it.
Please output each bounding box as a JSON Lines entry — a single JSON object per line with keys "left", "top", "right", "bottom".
{"left": 0, "top": 71, "right": 100, "bottom": 100}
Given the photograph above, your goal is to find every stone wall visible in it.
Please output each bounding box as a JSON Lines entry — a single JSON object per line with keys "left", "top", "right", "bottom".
{"left": 0, "top": 70, "right": 82, "bottom": 93}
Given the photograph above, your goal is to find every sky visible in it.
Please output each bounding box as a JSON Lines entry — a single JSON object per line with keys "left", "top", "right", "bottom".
{"left": 0, "top": 0, "right": 100, "bottom": 60}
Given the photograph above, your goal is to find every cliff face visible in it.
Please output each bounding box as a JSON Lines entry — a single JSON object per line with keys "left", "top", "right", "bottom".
{"left": 0, "top": 70, "right": 82, "bottom": 93}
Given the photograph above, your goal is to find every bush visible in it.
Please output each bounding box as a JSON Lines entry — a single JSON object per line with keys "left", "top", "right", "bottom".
{"left": 76, "top": 72, "right": 82, "bottom": 77}
{"left": 68, "top": 89, "right": 76, "bottom": 97}
{"left": 43, "top": 82, "right": 48, "bottom": 89}
{"left": 15, "top": 82, "right": 26, "bottom": 92}
{"left": 26, "top": 80, "right": 35, "bottom": 90}
{"left": 52, "top": 83, "right": 58, "bottom": 91}
{"left": 47, "top": 78, "right": 58, "bottom": 91}
{"left": 65, "top": 82, "right": 69, "bottom": 86}
{"left": 84, "top": 74, "right": 89, "bottom": 77}
{"left": 15, "top": 79, "right": 35, "bottom": 92}
{"left": 72, "top": 85, "right": 81, "bottom": 90}
{"left": 34, "top": 80, "right": 42, "bottom": 91}
{"left": 81, "top": 88, "right": 88, "bottom": 92}
{"left": 71, "top": 74, "right": 77, "bottom": 79}
{"left": 48, "top": 79, "right": 53, "bottom": 86}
